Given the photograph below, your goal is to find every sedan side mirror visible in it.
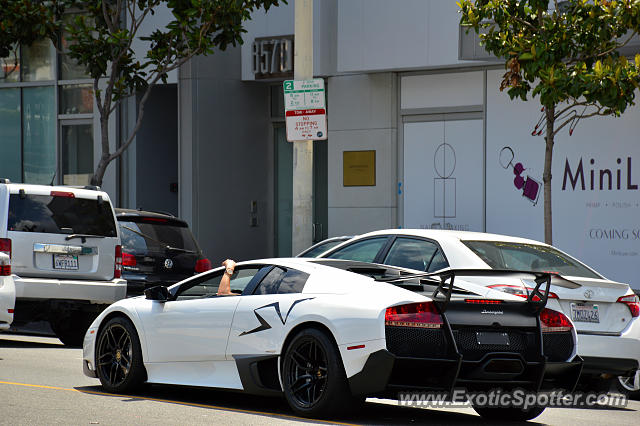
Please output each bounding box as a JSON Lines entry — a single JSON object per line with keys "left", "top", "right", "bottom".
{"left": 145, "top": 285, "right": 170, "bottom": 302}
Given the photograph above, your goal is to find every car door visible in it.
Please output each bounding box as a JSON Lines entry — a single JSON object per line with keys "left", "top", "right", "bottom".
{"left": 138, "top": 266, "right": 263, "bottom": 363}
{"left": 227, "top": 266, "right": 311, "bottom": 357}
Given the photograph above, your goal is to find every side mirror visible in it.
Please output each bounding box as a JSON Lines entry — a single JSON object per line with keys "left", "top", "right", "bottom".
{"left": 145, "top": 285, "right": 170, "bottom": 302}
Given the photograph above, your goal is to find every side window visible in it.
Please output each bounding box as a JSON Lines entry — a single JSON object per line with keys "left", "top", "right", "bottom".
{"left": 175, "top": 273, "right": 223, "bottom": 300}
{"left": 383, "top": 238, "right": 450, "bottom": 272}
{"left": 174, "top": 267, "right": 262, "bottom": 300}
{"left": 325, "top": 237, "right": 388, "bottom": 262}
{"left": 253, "top": 267, "right": 309, "bottom": 295}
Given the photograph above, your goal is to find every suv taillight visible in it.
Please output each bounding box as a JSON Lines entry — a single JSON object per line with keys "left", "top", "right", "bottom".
{"left": 114, "top": 245, "right": 122, "bottom": 279}
{"left": 617, "top": 294, "right": 640, "bottom": 318}
{"left": 488, "top": 284, "right": 558, "bottom": 300}
{"left": 0, "top": 238, "right": 11, "bottom": 276}
{"left": 385, "top": 302, "right": 442, "bottom": 329}
{"left": 195, "top": 258, "right": 212, "bottom": 273}
{"left": 540, "top": 308, "right": 573, "bottom": 332}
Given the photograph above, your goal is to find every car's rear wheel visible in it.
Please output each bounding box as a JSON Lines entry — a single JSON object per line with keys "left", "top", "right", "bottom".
{"left": 281, "top": 328, "right": 352, "bottom": 418}
{"left": 95, "top": 316, "right": 145, "bottom": 393}
{"left": 472, "top": 405, "right": 546, "bottom": 421}
{"left": 616, "top": 372, "right": 640, "bottom": 399}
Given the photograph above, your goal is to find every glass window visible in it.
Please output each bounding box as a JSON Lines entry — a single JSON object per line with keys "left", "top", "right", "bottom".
{"left": 299, "top": 239, "right": 348, "bottom": 258}
{"left": 384, "top": 238, "right": 449, "bottom": 272}
{"left": 118, "top": 220, "right": 199, "bottom": 255}
{"left": 21, "top": 39, "right": 55, "bottom": 81}
{"left": 61, "top": 124, "right": 93, "bottom": 185}
{"left": 8, "top": 194, "right": 117, "bottom": 237}
{"left": 1, "top": 46, "right": 20, "bottom": 82}
{"left": 60, "top": 84, "right": 93, "bottom": 114}
{"left": 176, "top": 273, "right": 222, "bottom": 300}
{"left": 254, "top": 267, "right": 287, "bottom": 295}
{"left": 253, "top": 267, "right": 309, "bottom": 295}
{"left": 23, "top": 86, "right": 56, "bottom": 184}
{"left": 326, "top": 237, "right": 388, "bottom": 263}
{"left": 59, "top": 14, "right": 91, "bottom": 80}
{"left": 462, "top": 240, "right": 602, "bottom": 279}
{"left": 0, "top": 88, "right": 22, "bottom": 182}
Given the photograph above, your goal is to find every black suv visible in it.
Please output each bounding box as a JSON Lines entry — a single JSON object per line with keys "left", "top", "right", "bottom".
{"left": 115, "top": 209, "right": 211, "bottom": 296}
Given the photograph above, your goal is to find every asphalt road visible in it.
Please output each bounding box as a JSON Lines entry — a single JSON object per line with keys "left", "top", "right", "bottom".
{"left": 1, "top": 333, "right": 638, "bottom": 426}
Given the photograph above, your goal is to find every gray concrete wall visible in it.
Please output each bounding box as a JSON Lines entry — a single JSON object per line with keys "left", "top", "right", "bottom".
{"left": 327, "top": 73, "right": 397, "bottom": 236}
{"left": 179, "top": 47, "right": 275, "bottom": 263}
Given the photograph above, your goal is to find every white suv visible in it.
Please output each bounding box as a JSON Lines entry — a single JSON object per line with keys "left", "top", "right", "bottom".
{"left": 0, "top": 179, "right": 126, "bottom": 346}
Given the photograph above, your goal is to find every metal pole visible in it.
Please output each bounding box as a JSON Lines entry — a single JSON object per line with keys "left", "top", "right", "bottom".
{"left": 292, "top": 0, "right": 313, "bottom": 255}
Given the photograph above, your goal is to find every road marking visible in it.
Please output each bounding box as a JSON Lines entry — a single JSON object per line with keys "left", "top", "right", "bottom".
{"left": 0, "top": 380, "right": 358, "bottom": 425}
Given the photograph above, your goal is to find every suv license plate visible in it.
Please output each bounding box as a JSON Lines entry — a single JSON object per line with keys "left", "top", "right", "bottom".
{"left": 571, "top": 303, "right": 599, "bottom": 323}
{"left": 53, "top": 254, "right": 79, "bottom": 270}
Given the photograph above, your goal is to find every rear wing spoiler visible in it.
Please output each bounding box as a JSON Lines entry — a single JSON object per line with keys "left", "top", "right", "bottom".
{"left": 377, "top": 269, "right": 553, "bottom": 313}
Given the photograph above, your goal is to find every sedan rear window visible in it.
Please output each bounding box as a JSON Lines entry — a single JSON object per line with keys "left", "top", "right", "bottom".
{"left": 462, "top": 240, "right": 602, "bottom": 279}
{"left": 8, "top": 194, "right": 117, "bottom": 237}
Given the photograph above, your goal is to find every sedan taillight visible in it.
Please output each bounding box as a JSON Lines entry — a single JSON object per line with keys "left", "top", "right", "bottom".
{"left": 617, "top": 294, "right": 640, "bottom": 318}
{"left": 385, "top": 302, "right": 442, "bottom": 329}
{"left": 114, "top": 245, "right": 122, "bottom": 279}
{"left": 540, "top": 308, "right": 573, "bottom": 333}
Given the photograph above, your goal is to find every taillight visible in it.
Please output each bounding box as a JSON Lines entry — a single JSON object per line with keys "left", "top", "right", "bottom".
{"left": 122, "top": 252, "right": 137, "bottom": 267}
{"left": 0, "top": 256, "right": 10, "bottom": 276}
{"left": 0, "top": 239, "right": 11, "bottom": 276}
{"left": 540, "top": 308, "right": 573, "bottom": 332}
{"left": 50, "top": 190, "right": 75, "bottom": 198}
{"left": 195, "top": 258, "right": 212, "bottom": 273}
{"left": 617, "top": 294, "right": 640, "bottom": 318}
{"left": 385, "top": 302, "right": 442, "bottom": 329}
{"left": 114, "top": 245, "right": 122, "bottom": 279}
{"left": 465, "top": 299, "right": 503, "bottom": 304}
{"left": 488, "top": 284, "right": 558, "bottom": 301}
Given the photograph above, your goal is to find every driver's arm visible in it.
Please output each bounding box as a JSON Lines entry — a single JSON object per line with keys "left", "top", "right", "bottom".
{"left": 217, "top": 259, "right": 237, "bottom": 296}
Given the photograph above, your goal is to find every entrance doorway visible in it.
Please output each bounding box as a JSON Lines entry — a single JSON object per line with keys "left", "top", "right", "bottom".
{"left": 403, "top": 118, "right": 484, "bottom": 231}
{"left": 274, "top": 124, "right": 328, "bottom": 256}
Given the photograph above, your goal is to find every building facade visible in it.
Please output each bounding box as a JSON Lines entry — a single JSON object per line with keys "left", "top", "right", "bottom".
{"left": 1, "top": 1, "right": 639, "bottom": 288}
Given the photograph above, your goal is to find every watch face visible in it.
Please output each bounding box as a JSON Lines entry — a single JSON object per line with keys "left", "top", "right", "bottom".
{"left": 226, "top": 268, "right": 234, "bottom": 275}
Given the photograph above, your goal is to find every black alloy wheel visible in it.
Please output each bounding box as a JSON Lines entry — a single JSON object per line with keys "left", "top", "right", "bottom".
{"left": 96, "top": 316, "right": 145, "bottom": 393}
{"left": 282, "top": 328, "right": 353, "bottom": 418}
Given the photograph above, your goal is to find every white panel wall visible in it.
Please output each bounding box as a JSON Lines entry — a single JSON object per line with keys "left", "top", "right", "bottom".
{"left": 486, "top": 69, "right": 640, "bottom": 286}
{"left": 401, "top": 72, "right": 484, "bottom": 109}
{"left": 327, "top": 73, "right": 397, "bottom": 236}
{"left": 338, "top": 0, "right": 471, "bottom": 73}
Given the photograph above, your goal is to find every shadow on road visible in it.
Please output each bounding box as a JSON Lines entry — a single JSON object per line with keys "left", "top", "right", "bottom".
{"left": 73, "top": 384, "right": 545, "bottom": 425}
{"left": 0, "top": 335, "right": 65, "bottom": 349}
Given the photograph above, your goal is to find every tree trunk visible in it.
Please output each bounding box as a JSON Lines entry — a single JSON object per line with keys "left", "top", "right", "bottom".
{"left": 90, "top": 114, "right": 112, "bottom": 188}
{"left": 543, "top": 105, "right": 555, "bottom": 245}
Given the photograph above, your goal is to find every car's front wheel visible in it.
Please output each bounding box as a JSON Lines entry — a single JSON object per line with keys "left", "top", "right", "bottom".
{"left": 95, "top": 316, "right": 146, "bottom": 393}
{"left": 281, "top": 328, "right": 352, "bottom": 418}
{"left": 616, "top": 371, "right": 640, "bottom": 399}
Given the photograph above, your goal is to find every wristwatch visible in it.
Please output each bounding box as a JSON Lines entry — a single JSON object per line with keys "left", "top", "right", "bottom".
{"left": 225, "top": 267, "right": 234, "bottom": 275}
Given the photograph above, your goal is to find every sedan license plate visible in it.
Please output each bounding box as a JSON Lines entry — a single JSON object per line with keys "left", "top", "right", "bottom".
{"left": 476, "top": 332, "right": 510, "bottom": 346}
{"left": 571, "top": 303, "right": 599, "bottom": 323}
{"left": 53, "top": 254, "right": 78, "bottom": 270}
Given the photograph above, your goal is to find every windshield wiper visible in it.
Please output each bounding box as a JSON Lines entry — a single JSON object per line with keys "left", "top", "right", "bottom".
{"left": 122, "top": 225, "right": 195, "bottom": 254}
{"left": 65, "top": 234, "right": 106, "bottom": 243}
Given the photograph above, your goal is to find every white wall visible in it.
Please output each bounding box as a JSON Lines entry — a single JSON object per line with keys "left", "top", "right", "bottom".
{"left": 327, "top": 73, "right": 397, "bottom": 236}
{"left": 132, "top": 5, "right": 177, "bottom": 84}
{"left": 485, "top": 69, "right": 640, "bottom": 286}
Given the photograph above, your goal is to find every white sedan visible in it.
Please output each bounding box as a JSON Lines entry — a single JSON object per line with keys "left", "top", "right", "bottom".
{"left": 318, "top": 229, "right": 640, "bottom": 393}
{"left": 83, "top": 258, "right": 581, "bottom": 420}
{"left": 0, "top": 252, "right": 15, "bottom": 331}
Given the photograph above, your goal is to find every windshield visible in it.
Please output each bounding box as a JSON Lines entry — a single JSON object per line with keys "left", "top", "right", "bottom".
{"left": 462, "top": 240, "right": 602, "bottom": 279}
{"left": 119, "top": 220, "right": 199, "bottom": 255}
{"left": 300, "top": 240, "right": 348, "bottom": 257}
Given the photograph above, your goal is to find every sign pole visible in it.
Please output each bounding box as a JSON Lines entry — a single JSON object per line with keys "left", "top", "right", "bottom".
{"left": 292, "top": 0, "right": 313, "bottom": 255}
